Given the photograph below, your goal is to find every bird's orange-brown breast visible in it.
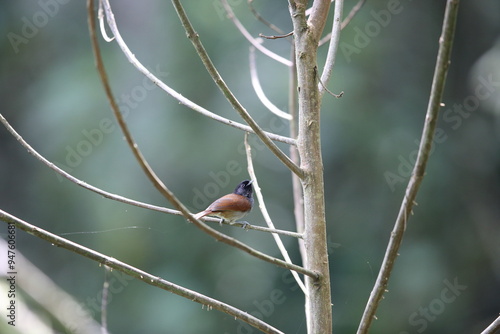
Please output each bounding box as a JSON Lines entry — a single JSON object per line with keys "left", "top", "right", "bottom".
{"left": 206, "top": 194, "right": 253, "bottom": 213}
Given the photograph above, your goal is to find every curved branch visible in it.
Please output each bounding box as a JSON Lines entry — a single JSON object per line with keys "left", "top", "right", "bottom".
{"left": 0, "top": 210, "right": 284, "bottom": 334}
{"left": 356, "top": 1, "right": 460, "bottom": 333}
{"left": 319, "top": 0, "right": 343, "bottom": 96}
{"left": 88, "top": 1, "right": 315, "bottom": 278}
{"left": 223, "top": 0, "right": 293, "bottom": 67}
{"left": 245, "top": 134, "right": 306, "bottom": 295}
{"left": 1, "top": 114, "right": 313, "bottom": 278}
{"left": 170, "top": 0, "right": 304, "bottom": 179}
{"left": 249, "top": 46, "right": 292, "bottom": 120}
{"left": 95, "top": 1, "right": 294, "bottom": 146}
{"left": 0, "top": 113, "right": 299, "bottom": 240}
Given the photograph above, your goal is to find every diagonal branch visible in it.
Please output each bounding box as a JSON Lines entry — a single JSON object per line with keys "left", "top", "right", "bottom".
{"left": 0, "top": 114, "right": 317, "bottom": 278}
{"left": 247, "top": 0, "right": 285, "bottom": 35}
{"left": 95, "top": 1, "right": 294, "bottom": 146}
{"left": 0, "top": 210, "right": 284, "bottom": 334}
{"left": 318, "top": 0, "right": 367, "bottom": 46}
{"left": 0, "top": 113, "right": 299, "bottom": 240}
{"left": 481, "top": 315, "right": 500, "bottom": 334}
{"left": 88, "top": 1, "right": 315, "bottom": 278}
{"left": 170, "top": 0, "right": 304, "bottom": 179}
{"left": 222, "top": 0, "right": 293, "bottom": 66}
{"left": 356, "top": 1, "right": 460, "bottom": 333}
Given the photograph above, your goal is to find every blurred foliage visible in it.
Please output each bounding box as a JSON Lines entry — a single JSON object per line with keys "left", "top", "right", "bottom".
{"left": 1, "top": 1, "right": 499, "bottom": 333}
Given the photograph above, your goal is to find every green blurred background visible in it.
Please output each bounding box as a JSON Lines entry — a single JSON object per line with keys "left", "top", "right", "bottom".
{"left": 1, "top": 1, "right": 499, "bottom": 333}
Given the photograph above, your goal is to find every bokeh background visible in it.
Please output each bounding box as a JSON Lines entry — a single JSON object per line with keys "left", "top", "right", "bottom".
{"left": 1, "top": 1, "right": 499, "bottom": 333}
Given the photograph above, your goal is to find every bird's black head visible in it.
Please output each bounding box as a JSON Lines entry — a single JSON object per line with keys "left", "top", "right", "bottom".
{"left": 234, "top": 180, "right": 253, "bottom": 199}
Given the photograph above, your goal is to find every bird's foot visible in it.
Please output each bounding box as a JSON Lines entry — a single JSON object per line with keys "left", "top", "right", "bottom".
{"left": 236, "top": 221, "right": 250, "bottom": 230}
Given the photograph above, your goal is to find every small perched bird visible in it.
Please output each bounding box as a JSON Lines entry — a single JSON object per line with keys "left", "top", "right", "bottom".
{"left": 193, "top": 180, "right": 254, "bottom": 226}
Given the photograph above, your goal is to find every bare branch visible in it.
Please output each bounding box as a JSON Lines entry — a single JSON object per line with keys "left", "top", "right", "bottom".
{"left": 97, "top": 0, "right": 113, "bottom": 42}
{"left": 89, "top": 1, "right": 314, "bottom": 277}
{"left": 95, "top": 0, "right": 294, "bottom": 146}
{"left": 249, "top": 46, "right": 292, "bottom": 120}
{"left": 306, "top": 0, "right": 332, "bottom": 41}
{"left": 259, "top": 31, "right": 293, "bottom": 40}
{"left": 481, "top": 315, "right": 500, "bottom": 334}
{"left": 287, "top": 47, "right": 306, "bottom": 261}
{"left": 356, "top": 1, "right": 460, "bottom": 333}
{"left": 170, "top": 0, "right": 304, "bottom": 179}
{"left": 0, "top": 209, "right": 284, "bottom": 334}
{"left": 2, "top": 119, "right": 313, "bottom": 280}
{"left": 319, "top": 0, "right": 367, "bottom": 46}
{"left": 341, "top": 0, "right": 367, "bottom": 30}
{"left": 244, "top": 133, "right": 307, "bottom": 295}
{"left": 248, "top": 0, "right": 285, "bottom": 35}
{"left": 319, "top": 0, "right": 343, "bottom": 96}
{"left": 0, "top": 112, "right": 299, "bottom": 240}
{"left": 222, "top": 0, "right": 293, "bottom": 66}
{"left": 90, "top": 0, "right": 173, "bottom": 206}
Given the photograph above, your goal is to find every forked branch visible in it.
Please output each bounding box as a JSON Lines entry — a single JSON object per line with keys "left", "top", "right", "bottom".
{"left": 96, "top": 0, "right": 294, "bottom": 146}
{"left": 88, "top": 0, "right": 315, "bottom": 278}
{"left": 170, "top": 0, "right": 304, "bottom": 178}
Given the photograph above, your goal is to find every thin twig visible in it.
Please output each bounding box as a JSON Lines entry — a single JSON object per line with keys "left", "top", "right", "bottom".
{"left": 480, "top": 315, "right": 500, "bottom": 334}
{"left": 249, "top": 46, "right": 292, "bottom": 120}
{"left": 259, "top": 32, "right": 293, "bottom": 40}
{"left": 170, "top": 0, "right": 304, "bottom": 179}
{"left": 0, "top": 209, "right": 284, "bottom": 334}
{"left": 248, "top": 0, "right": 285, "bottom": 35}
{"left": 341, "top": 0, "right": 367, "bottom": 30}
{"left": 95, "top": 1, "right": 295, "bottom": 146}
{"left": 319, "top": 0, "right": 343, "bottom": 97}
{"left": 317, "top": 67, "right": 344, "bottom": 98}
{"left": 356, "top": 1, "right": 460, "bottom": 333}
{"left": 222, "top": 0, "right": 293, "bottom": 67}
{"left": 89, "top": 1, "right": 315, "bottom": 278}
{"left": 319, "top": 0, "right": 367, "bottom": 46}
{"left": 244, "top": 133, "right": 307, "bottom": 295}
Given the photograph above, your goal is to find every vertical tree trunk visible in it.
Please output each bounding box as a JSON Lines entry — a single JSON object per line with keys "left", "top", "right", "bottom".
{"left": 289, "top": 1, "right": 332, "bottom": 332}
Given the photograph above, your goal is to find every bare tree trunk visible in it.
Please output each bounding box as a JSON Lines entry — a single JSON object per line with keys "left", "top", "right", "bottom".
{"left": 289, "top": 1, "right": 333, "bottom": 332}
